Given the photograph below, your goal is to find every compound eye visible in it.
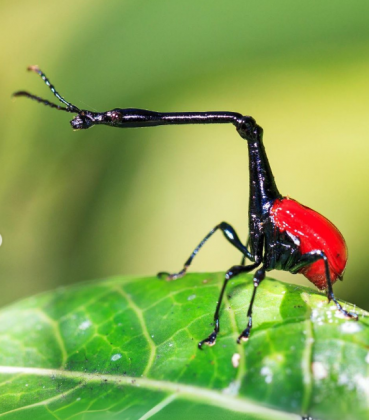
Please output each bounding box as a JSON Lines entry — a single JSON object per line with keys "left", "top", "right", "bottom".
{"left": 110, "top": 111, "right": 121, "bottom": 122}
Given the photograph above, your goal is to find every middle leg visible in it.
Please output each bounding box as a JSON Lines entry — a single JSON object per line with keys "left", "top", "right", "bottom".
{"left": 198, "top": 262, "right": 260, "bottom": 349}
{"left": 237, "top": 266, "right": 266, "bottom": 343}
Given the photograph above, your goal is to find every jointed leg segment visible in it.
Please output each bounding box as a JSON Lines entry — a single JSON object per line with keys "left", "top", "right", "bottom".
{"left": 157, "top": 221, "right": 263, "bottom": 348}
{"left": 158, "top": 222, "right": 253, "bottom": 280}
{"left": 237, "top": 266, "right": 266, "bottom": 343}
{"left": 291, "top": 250, "right": 358, "bottom": 320}
{"left": 198, "top": 262, "right": 260, "bottom": 348}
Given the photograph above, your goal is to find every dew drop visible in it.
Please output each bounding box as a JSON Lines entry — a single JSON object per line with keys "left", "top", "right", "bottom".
{"left": 260, "top": 366, "right": 273, "bottom": 383}
{"left": 232, "top": 353, "right": 240, "bottom": 368}
{"left": 340, "top": 322, "right": 362, "bottom": 334}
{"left": 79, "top": 320, "right": 91, "bottom": 331}
{"left": 312, "top": 362, "right": 328, "bottom": 380}
{"left": 111, "top": 353, "right": 122, "bottom": 362}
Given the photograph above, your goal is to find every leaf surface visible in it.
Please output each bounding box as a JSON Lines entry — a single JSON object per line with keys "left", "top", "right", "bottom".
{"left": 0, "top": 273, "right": 368, "bottom": 420}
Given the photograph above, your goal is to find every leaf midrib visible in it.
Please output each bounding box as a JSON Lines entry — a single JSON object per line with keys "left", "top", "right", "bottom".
{"left": 0, "top": 365, "right": 300, "bottom": 420}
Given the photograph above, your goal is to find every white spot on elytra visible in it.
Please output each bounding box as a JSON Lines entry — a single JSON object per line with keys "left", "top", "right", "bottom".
{"left": 340, "top": 322, "right": 362, "bottom": 334}
{"left": 260, "top": 366, "right": 273, "bottom": 383}
{"left": 111, "top": 353, "right": 122, "bottom": 362}
{"left": 232, "top": 353, "right": 240, "bottom": 368}
{"left": 187, "top": 294, "right": 196, "bottom": 301}
{"left": 312, "top": 362, "right": 328, "bottom": 380}
{"left": 79, "top": 320, "right": 91, "bottom": 331}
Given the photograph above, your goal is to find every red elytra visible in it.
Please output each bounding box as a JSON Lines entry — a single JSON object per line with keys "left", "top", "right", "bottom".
{"left": 270, "top": 197, "right": 348, "bottom": 290}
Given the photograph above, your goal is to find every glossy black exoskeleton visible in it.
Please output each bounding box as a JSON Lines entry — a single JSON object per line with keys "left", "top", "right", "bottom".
{"left": 14, "top": 66, "right": 357, "bottom": 350}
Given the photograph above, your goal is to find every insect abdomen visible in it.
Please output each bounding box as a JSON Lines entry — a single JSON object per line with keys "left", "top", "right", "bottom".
{"left": 270, "top": 197, "right": 348, "bottom": 289}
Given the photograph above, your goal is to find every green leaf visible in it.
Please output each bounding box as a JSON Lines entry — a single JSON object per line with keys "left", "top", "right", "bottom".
{"left": 0, "top": 273, "right": 368, "bottom": 420}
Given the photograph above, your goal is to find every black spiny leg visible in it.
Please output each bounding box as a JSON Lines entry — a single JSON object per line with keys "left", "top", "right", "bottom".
{"left": 237, "top": 267, "right": 266, "bottom": 343}
{"left": 158, "top": 222, "right": 254, "bottom": 281}
{"left": 291, "top": 251, "right": 358, "bottom": 320}
{"left": 198, "top": 263, "right": 260, "bottom": 348}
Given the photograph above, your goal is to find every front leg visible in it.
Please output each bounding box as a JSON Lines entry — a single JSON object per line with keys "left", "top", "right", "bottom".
{"left": 158, "top": 222, "right": 254, "bottom": 281}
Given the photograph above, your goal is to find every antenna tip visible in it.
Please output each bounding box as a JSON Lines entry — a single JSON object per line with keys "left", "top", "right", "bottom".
{"left": 27, "top": 65, "right": 40, "bottom": 73}
{"left": 12, "top": 90, "right": 27, "bottom": 98}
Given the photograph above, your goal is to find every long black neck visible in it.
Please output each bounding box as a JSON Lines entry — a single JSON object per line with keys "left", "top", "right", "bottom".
{"left": 72, "top": 109, "right": 246, "bottom": 130}
{"left": 234, "top": 117, "right": 281, "bottom": 259}
{"left": 233, "top": 116, "right": 281, "bottom": 218}
{"left": 81, "top": 108, "right": 282, "bottom": 213}
{"left": 247, "top": 136, "right": 281, "bottom": 217}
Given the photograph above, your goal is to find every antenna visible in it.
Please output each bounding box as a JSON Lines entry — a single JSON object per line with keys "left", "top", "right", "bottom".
{"left": 13, "top": 66, "right": 80, "bottom": 113}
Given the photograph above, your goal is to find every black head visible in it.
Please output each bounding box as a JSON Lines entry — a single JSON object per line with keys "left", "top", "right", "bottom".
{"left": 70, "top": 111, "right": 97, "bottom": 130}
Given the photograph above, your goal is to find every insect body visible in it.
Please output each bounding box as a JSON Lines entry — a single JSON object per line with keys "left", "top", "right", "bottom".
{"left": 14, "top": 66, "right": 358, "bottom": 348}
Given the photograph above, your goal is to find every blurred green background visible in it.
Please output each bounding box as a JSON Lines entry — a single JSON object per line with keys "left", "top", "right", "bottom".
{"left": 1, "top": 1, "right": 369, "bottom": 310}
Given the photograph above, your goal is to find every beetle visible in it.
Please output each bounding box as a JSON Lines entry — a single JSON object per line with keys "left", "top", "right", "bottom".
{"left": 14, "top": 66, "right": 358, "bottom": 349}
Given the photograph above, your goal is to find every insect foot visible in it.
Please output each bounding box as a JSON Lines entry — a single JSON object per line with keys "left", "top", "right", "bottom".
{"left": 198, "top": 331, "right": 217, "bottom": 349}
{"left": 327, "top": 293, "right": 359, "bottom": 320}
{"left": 337, "top": 307, "right": 359, "bottom": 321}
{"left": 157, "top": 268, "right": 187, "bottom": 281}
{"left": 237, "top": 322, "right": 252, "bottom": 344}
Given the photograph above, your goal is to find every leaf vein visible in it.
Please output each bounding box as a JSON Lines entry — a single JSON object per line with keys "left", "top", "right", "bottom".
{"left": 138, "top": 394, "right": 176, "bottom": 420}
{"left": 114, "top": 286, "right": 156, "bottom": 377}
